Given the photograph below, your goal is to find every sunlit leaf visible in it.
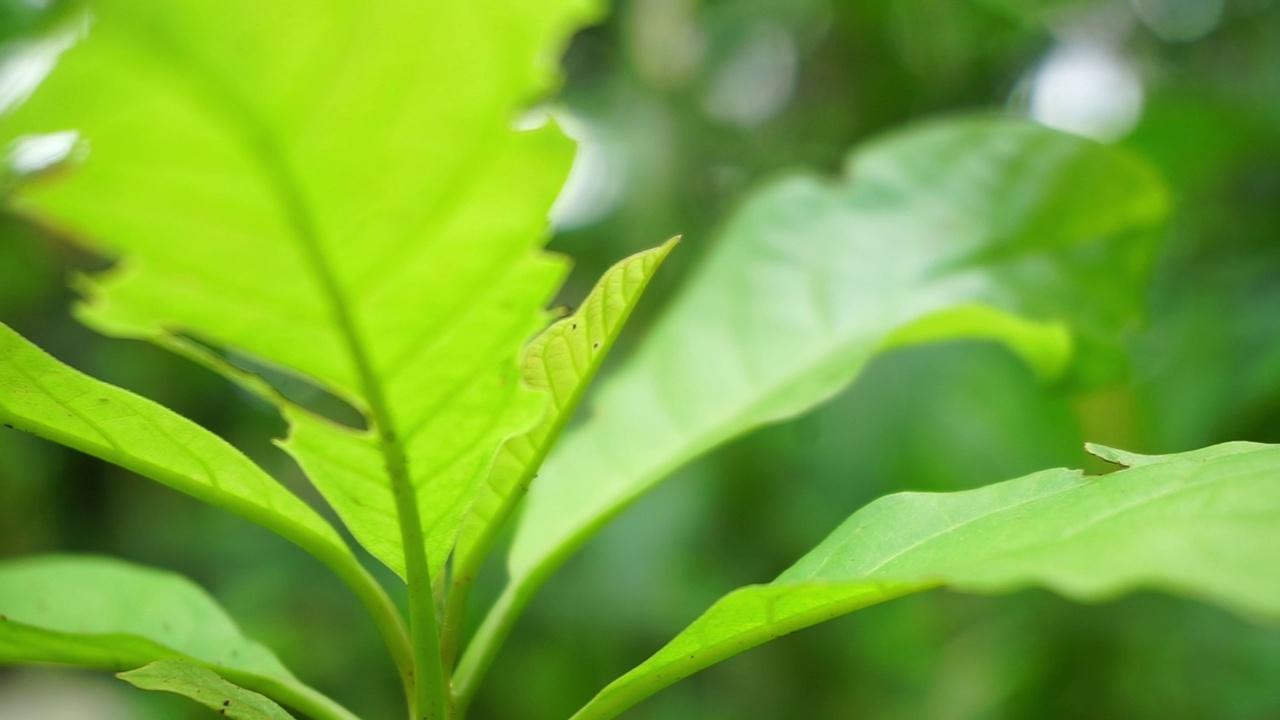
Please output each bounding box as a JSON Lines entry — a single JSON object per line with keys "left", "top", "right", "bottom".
{"left": 0, "top": 323, "right": 348, "bottom": 565}
{"left": 486, "top": 118, "right": 1167, "bottom": 676}
{"left": 570, "top": 441, "right": 1280, "bottom": 718}
{"left": 449, "top": 239, "right": 678, "bottom": 599}
{"left": 1, "top": 1, "right": 599, "bottom": 584}
{"left": 0, "top": 556, "right": 356, "bottom": 720}
{"left": 119, "top": 660, "right": 297, "bottom": 720}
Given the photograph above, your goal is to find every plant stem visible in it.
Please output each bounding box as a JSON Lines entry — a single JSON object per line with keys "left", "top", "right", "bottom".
{"left": 452, "top": 582, "right": 526, "bottom": 713}
{"left": 440, "top": 472, "right": 535, "bottom": 672}
{"left": 318, "top": 546, "right": 415, "bottom": 703}
{"left": 246, "top": 92, "right": 450, "bottom": 720}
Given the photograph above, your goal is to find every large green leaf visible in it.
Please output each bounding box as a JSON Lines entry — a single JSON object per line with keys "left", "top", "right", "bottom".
{"left": 570, "top": 441, "right": 1280, "bottom": 718}
{"left": 463, "top": 117, "right": 1167, "bottom": 689}
{"left": 119, "top": 660, "right": 297, "bottom": 720}
{"left": 1, "top": 0, "right": 598, "bottom": 585}
{"left": 0, "top": 323, "right": 411, "bottom": 688}
{"left": 0, "top": 556, "right": 356, "bottom": 720}
{"left": 0, "top": 322, "right": 346, "bottom": 566}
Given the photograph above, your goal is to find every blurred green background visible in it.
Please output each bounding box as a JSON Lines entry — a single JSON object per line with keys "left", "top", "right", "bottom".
{"left": 2, "top": 0, "right": 1279, "bottom": 718}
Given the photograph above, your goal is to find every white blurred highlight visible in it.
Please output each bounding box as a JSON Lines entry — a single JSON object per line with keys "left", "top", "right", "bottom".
{"left": 8, "top": 130, "right": 79, "bottom": 174}
{"left": 550, "top": 113, "right": 627, "bottom": 231}
{"left": 1029, "top": 42, "right": 1144, "bottom": 143}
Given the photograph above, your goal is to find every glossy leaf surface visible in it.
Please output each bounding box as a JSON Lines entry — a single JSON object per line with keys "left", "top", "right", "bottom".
{"left": 2, "top": 0, "right": 598, "bottom": 581}
{"left": 119, "top": 660, "right": 297, "bottom": 720}
{"left": 572, "top": 442, "right": 1280, "bottom": 718}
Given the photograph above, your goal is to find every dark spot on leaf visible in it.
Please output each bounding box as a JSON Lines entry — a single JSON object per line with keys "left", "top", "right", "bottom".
{"left": 223, "top": 700, "right": 231, "bottom": 707}
{"left": 571, "top": 322, "right": 578, "bottom": 330}
{"left": 592, "top": 342, "right": 601, "bottom": 349}
{"left": 219, "top": 710, "right": 225, "bottom": 715}
{"left": 0, "top": 614, "right": 7, "bottom": 621}
{"left": 2, "top": 424, "right": 12, "bottom": 430}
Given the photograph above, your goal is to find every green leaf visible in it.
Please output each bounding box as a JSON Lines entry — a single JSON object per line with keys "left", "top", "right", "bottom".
{"left": 571, "top": 441, "right": 1280, "bottom": 718}
{"left": 449, "top": 240, "right": 678, "bottom": 587}
{"left": 1, "top": 0, "right": 599, "bottom": 587}
{"left": 119, "top": 660, "right": 297, "bottom": 720}
{"left": 0, "top": 556, "right": 356, "bottom": 720}
{"left": 0, "top": 323, "right": 347, "bottom": 564}
{"left": 0, "top": 323, "right": 411, "bottom": 689}
{"left": 442, "top": 239, "right": 677, "bottom": 669}
{"left": 469, "top": 117, "right": 1167, "bottom": 686}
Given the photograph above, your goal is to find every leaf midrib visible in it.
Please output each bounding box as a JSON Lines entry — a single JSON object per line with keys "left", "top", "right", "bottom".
{"left": 113, "top": 6, "right": 419, "bottom": 552}
{"left": 107, "top": 14, "right": 442, "bottom": 711}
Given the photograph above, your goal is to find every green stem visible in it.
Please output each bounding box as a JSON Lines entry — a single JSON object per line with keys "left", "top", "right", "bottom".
{"left": 285, "top": 196, "right": 449, "bottom": 720}
{"left": 452, "top": 582, "right": 526, "bottom": 714}
{"left": 439, "top": 470, "right": 535, "bottom": 672}
{"left": 314, "top": 542, "right": 415, "bottom": 703}
{"left": 84, "top": 24, "right": 448, "bottom": 718}
{"left": 244, "top": 74, "right": 448, "bottom": 720}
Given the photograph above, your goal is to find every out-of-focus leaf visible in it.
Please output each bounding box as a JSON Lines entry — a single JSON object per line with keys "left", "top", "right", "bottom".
{"left": 0, "top": 323, "right": 349, "bottom": 565}
{"left": 450, "top": 239, "right": 678, "bottom": 597}
{"left": 493, "top": 117, "right": 1167, "bottom": 668}
{"left": 0, "top": 556, "right": 356, "bottom": 720}
{"left": 119, "top": 660, "right": 297, "bottom": 720}
{"left": 571, "top": 441, "right": 1280, "bottom": 718}
{"left": 1, "top": 0, "right": 598, "bottom": 582}
{"left": 970, "top": 0, "right": 1104, "bottom": 23}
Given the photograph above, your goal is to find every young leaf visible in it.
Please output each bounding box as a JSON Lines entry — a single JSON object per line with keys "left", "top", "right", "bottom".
{"left": 458, "top": 239, "right": 680, "bottom": 566}
{"left": 443, "top": 239, "right": 677, "bottom": 658}
{"left": 460, "top": 116, "right": 1168, "bottom": 692}
{"left": 570, "top": 441, "right": 1280, "bottom": 719}
{"left": 0, "top": 556, "right": 357, "bottom": 720}
{"left": 1, "top": 1, "right": 599, "bottom": 586}
{"left": 119, "top": 660, "right": 297, "bottom": 720}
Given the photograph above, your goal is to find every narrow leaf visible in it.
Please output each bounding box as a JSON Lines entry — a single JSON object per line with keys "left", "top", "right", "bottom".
{"left": 0, "top": 323, "right": 348, "bottom": 565}
{"left": 495, "top": 117, "right": 1167, "bottom": 659}
{"left": 451, "top": 239, "right": 679, "bottom": 590}
{"left": 119, "top": 660, "right": 297, "bottom": 720}
{"left": 572, "top": 442, "right": 1280, "bottom": 718}
{"left": 2, "top": 0, "right": 600, "bottom": 585}
{"left": 0, "top": 556, "right": 356, "bottom": 720}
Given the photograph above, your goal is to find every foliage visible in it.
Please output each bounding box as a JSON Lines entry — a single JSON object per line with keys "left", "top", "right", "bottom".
{"left": 1, "top": 1, "right": 1278, "bottom": 719}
